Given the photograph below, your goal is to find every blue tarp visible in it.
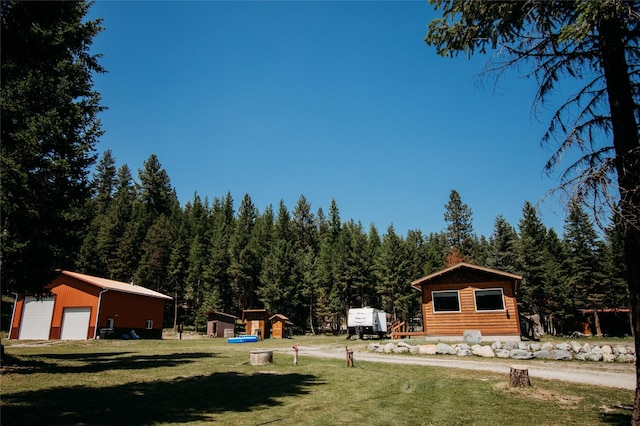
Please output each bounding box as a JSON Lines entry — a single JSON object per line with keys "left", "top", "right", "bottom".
{"left": 228, "top": 335, "right": 259, "bottom": 344}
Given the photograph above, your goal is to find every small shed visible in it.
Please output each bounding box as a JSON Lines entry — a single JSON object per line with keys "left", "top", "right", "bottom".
{"left": 269, "top": 314, "right": 293, "bottom": 339}
{"left": 205, "top": 310, "right": 237, "bottom": 338}
{"left": 242, "top": 309, "right": 270, "bottom": 339}
{"left": 10, "top": 270, "right": 172, "bottom": 340}
{"left": 411, "top": 262, "right": 522, "bottom": 342}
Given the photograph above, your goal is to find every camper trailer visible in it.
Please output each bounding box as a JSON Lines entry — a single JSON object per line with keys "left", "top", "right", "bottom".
{"left": 347, "top": 307, "right": 387, "bottom": 339}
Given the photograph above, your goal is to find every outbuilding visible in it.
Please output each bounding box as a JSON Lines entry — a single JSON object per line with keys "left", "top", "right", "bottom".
{"left": 411, "top": 262, "right": 522, "bottom": 342}
{"left": 269, "top": 314, "right": 293, "bottom": 339}
{"left": 205, "top": 310, "right": 237, "bottom": 338}
{"left": 242, "top": 309, "right": 270, "bottom": 339}
{"left": 10, "top": 270, "right": 172, "bottom": 340}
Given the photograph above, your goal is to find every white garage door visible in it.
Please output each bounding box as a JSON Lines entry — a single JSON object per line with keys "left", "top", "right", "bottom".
{"left": 19, "top": 297, "right": 55, "bottom": 340}
{"left": 60, "top": 307, "right": 91, "bottom": 340}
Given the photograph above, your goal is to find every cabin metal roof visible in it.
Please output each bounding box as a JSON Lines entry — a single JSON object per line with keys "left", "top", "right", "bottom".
{"left": 50, "top": 270, "right": 173, "bottom": 300}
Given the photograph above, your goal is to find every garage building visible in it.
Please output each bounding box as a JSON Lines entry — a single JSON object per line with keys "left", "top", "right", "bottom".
{"left": 10, "top": 270, "right": 172, "bottom": 340}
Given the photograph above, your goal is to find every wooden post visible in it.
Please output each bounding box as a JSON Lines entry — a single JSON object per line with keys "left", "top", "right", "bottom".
{"left": 345, "top": 346, "right": 354, "bottom": 367}
{"left": 293, "top": 345, "right": 299, "bottom": 366}
{"left": 509, "top": 365, "right": 531, "bottom": 387}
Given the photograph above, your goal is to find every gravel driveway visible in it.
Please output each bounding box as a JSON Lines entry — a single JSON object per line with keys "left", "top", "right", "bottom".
{"left": 277, "top": 345, "right": 636, "bottom": 390}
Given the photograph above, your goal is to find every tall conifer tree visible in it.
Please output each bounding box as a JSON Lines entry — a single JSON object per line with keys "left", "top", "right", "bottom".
{"left": 1, "top": 0, "right": 105, "bottom": 293}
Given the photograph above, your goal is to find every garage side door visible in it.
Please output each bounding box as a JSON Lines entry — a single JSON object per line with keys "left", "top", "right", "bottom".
{"left": 18, "top": 297, "right": 55, "bottom": 340}
{"left": 60, "top": 307, "right": 91, "bottom": 340}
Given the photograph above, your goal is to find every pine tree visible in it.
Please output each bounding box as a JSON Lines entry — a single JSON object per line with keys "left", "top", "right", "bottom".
{"left": 105, "top": 165, "right": 142, "bottom": 282}
{"left": 563, "top": 202, "right": 608, "bottom": 335}
{"left": 1, "top": 0, "right": 105, "bottom": 293}
{"left": 228, "top": 194, "right": 259, "bottom": 311}
{"left": 487, "top": 216, "right": 519, "bottom": 274}
{"left": 76, "top": 150, "right": 118, "bottom": 275}
{"left": 443, "top": 189, "right": 476, "bottom": 261}
{"left": 94, "top": 150, "right": 117, "bottom": 215}
{"left": 135, "top": 215, "right": 175, "bottom": 294}
{"left": 542, "top": 228, "right": 569, "bottom": 334}
{"left": 137, "top": 154, "right": 175, "bottom": 225}
{"left": 376, "top": 225, "right": 408, "bottom": 323}
{"left": 202, "top": 194, "right": 234, "bottom": 315}
{"left": 423, "top": 232, "right": 447, "bottom": 275}
{"left": 292, "top": 195, "right": 319, "bottom": 331}
{"left": 518, "top": 202, "right": 548, "bottom": 315}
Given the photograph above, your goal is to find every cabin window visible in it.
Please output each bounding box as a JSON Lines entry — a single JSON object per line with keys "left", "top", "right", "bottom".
{"left": 432, "top": 290, "right": 460, "bottom": 312}
{"left": 475, "top": 289, "right": 505, "bottom": 311}
{"left": 145, "top": 320, "right": 153, "bottom": 329}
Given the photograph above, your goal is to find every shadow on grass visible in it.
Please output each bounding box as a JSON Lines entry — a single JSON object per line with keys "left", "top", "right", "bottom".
{"left": 600, "top": 411, "right": 633, "bottom": 425}
{"left": 1, "top": 351, "right": 218, "bottom": 375}
{"left": 2, "top": 370, "right": 322, "bottom": 425}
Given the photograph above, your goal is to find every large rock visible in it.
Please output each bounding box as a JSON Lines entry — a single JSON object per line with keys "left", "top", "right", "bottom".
{"left": 464, "top": 330, "right": 482, "bottom": 344}
{"left": 510, "top": 349, "right": 534, "bottom": 360}
{"left": 397, "top": 341, "right": 413, "bottom": 349}
{"left": 435, "top": 343, "right": 456, "bottom": 355}
{"left": 584, "top": 351, "right": 603, "bottom": 362}
{"left": 529, "top": 343, "right": 542, "bottom": 352}
{"left": 418, "top": 344, "right": 437, "bottom": 355}
{"left": 555, "top": 343, "right": 571, "bottom": 351}
{"left": 617, "top": 353, "right": 635, "bottom": 363}
{"left": 541, "top": 342, "right": 554, "bottom": 351}
{"left": 533, "top": 350, "right": 552, "bottom": 360}
{"left": 570, "top": 341, "right": 582, "bottom": 353}
{"left": 383, "top": 342, "right": 396, "bottom": 353}
{"left": 457, "top": 349, "right": 474, "bottom": 357}
{"left": 491, "top": 341, "right": 502, "bottom": 350}
{"left": 601, "top": 345, "right": 613, "bottom": 354}
{"left": 393, "top": 346, "right": 409, "bottom": 354}
{"left": 472, "top": 344, "right": 495, "bottom": 358}
{"left": 503, "top": 341, "right": 519, "bottom": 351}
{"left": 368, "top": 343, "right": 381, "bottom": 352}
{"left": 495, "top": 349, "right": 511, "bottom": 358}
{"left": 550, "top": 350, "right": 573, "bottom": 360}
{"left": 602, "top": 353, "right": 616, "bottom": 362}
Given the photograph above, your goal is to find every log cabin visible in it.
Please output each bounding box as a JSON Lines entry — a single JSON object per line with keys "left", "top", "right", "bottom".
{"left": 411, "top": 262, "right": 522, "bottom": 342}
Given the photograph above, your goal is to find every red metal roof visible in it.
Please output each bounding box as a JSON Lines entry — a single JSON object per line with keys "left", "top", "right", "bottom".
{"left": 49, "top": 270, "right": 173, "bottom": 300}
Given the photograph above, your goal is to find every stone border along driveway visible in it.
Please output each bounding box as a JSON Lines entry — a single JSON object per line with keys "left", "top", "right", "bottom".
{"left": 269, "top": 342, "right": 636, "bottom": 390}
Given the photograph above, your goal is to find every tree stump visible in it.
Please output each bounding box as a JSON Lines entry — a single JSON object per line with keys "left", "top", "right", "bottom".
{"left": 509, "top": 365, "right": 531, "bottom": 387}
{"left": 250, "top": 350, "right": 273, "bottom": 366}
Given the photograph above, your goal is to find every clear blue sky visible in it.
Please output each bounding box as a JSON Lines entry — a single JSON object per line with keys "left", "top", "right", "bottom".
{"left": 88, "top": 1, "right": 571, "bottom": 238}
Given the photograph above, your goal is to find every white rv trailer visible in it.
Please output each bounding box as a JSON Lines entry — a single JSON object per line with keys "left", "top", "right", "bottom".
{"left": 347, "top": 307, "right": 387, "bottom": 339}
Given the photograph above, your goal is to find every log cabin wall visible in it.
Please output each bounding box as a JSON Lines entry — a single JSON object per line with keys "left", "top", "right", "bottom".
{"left": 421, "top": 280, "right": 520, "bottom": 337}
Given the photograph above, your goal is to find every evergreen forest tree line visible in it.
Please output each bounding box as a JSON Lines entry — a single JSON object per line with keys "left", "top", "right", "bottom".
{"left": 77, "top": 151, "right": 629, "bottom": 335}
{"left": 0, "top": 0, "right": 630, "bottom": 338}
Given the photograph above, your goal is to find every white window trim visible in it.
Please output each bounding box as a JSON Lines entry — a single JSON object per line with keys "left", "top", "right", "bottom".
{"left": 474, "top": 288, "right": 505, "bottom": 312}
{"left": 431, "top": 290, "right": 461, "bottom": 313}
{"left": 145, "top": 320, "right": 153, "bottom": 330}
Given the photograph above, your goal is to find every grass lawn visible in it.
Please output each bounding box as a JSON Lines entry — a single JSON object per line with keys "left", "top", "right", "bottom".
{"left": 1, "top": 333, "right": 634, "bottom": 425}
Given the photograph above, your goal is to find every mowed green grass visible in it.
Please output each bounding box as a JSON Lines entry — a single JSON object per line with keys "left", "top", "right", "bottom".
{"left": 1, "top": 334, "right": 633, "bottom": 425}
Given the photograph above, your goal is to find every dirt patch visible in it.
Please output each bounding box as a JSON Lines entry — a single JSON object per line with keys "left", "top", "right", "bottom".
{"left": 494, "top": 382, "right": 582, "bottom": 408}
